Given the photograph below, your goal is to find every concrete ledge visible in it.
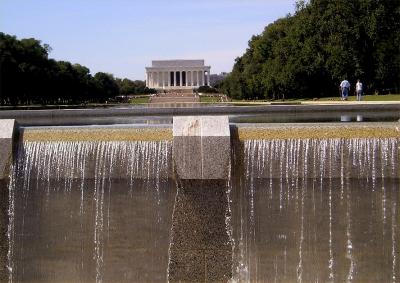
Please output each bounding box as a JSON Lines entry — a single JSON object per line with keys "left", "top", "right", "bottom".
{"left": 232, "top": 123, "right": 400, "bottom": 179}
{"left": 173, "top": 116, "right": 230, "bottom": 179}
{"left": 235, "top": 122, "right": 400, "bottom": 140}
{"left": 21, "top": 126, "right": 172, "bottom": 141}
{"left": 0, "top": 119, "right": 16, "bottom": 180}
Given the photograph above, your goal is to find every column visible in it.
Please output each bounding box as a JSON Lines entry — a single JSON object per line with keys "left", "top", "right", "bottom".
{"left": 156, "top": 71, "right": 159, "bottom": 88}
{"left": 179, "top": 71, "right": 182, "bottom": 88}
{"left": 156, "top": 72, "right": 160, "bottom": 87}
{"left": 199, "top": 71, "right": 203, "bottom": 86}
{"left": 190, "top": 71, "right": 193, "bottom": 87}
{"left": 161, "top": 71, "right": 165, "bottom": 88}
{"left": 149, "top": 72, "right": 152, "bottom": 88}
{"left": 196, "top": 71, "right": 200, "bottom": 87}
{"left": 207, "top": 69, "right": 210, "bottom": 86}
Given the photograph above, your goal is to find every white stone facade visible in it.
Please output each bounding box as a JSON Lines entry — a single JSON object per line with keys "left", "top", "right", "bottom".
{"left": 145, "top": 60, "right": 211, "bottom": 89}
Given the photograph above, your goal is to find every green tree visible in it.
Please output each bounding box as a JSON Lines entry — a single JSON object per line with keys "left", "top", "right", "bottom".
{"left": 222, "top": 0, "right": 400, "bottom": 100}
{"left": 94, "top": 72, "right": 119, "bottom": 101}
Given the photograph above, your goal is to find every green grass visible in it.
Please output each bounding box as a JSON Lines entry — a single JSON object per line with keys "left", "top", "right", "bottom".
{"left": 127, "top": 94, "right": 400, "bottom": 105}
{"left": 302, "top": 94, "right": 400, "bottom": 102}
{"left": 128, "top": 96, "right": 149, "bottom": 104}
{"left": 231, "top": 94, "right": 400, "bottom": 103}
{"left": 356, "top": 94, "right": 400, "bottom": 101}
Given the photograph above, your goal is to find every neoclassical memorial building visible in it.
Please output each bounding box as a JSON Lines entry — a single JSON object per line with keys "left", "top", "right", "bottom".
{"left": 145, "top": 60, "right": 211, "bottom": 90}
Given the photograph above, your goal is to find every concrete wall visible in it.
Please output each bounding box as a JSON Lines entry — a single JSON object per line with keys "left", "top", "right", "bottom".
{"left": 0, "top": 119, "right": 15, "bottom": 281}
{"left": 173, "top": 116, "right": 230, "bottom": 180}
{"left": 0, "top": 119, "right": 16, "bottom": 180}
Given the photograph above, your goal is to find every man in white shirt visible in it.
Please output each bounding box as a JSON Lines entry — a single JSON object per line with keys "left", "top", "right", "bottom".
{"left": 340, "top": 79, "right": 351, "bottom": 101}
{"left": 356, "top": 79, "right": 363, "bottom": 101}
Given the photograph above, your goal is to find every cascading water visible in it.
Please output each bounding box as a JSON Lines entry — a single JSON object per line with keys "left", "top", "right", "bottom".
{"left": 3, "top": 132, "right": 400, "bottom": 283}
{"left": 7, "top": 140, "right": 174, "bottom": 283}
{"left": 230, "top": 138, "right": 399, "bottom": 283}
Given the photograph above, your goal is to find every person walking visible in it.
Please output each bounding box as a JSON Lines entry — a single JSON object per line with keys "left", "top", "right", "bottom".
{"left": 340, "top": 79, "right": 351, "bottom": 101}
{"left": 356, "top": 79, "right": 363, "bottom": 101}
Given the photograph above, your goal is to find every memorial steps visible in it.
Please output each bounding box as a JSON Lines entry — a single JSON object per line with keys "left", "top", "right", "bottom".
{"left": 149, "top": 89, "right": 200, "bottom": 105}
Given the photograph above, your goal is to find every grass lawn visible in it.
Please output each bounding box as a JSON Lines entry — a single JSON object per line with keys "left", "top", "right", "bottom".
{"left": 231, "top": 94, "right": 400, "bottom": 103}
{"left": 126, "top": 94, "right": 400, "bottom": 105}
{"left": 313, "top": 94, "right": 400, "bottom": 101}
{"left": 128, "top": 96, "right": 149, "bottom": 104}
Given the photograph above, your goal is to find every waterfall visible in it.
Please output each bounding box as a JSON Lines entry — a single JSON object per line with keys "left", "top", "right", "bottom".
{"left": 7, "top": 140, "right": 173, "bottom": 283}
{"left": 231, "top": 138, "right": 399, "bottom": 283}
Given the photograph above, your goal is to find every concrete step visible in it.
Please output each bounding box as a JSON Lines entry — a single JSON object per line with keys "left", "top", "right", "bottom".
{"left": 150, "top": 97, "right": 200, "bottom": 103}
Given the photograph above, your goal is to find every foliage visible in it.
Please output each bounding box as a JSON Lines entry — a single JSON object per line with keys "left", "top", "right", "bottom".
{"left": 221, "top": 0, "right": 400, "bottom": 100}
{"left": 0, "top": 32, "right": 152, "bottom": 105}
{"left": 196, "top": 85, "right": 219, "bottom": 93}
{"left": 116, "top": 78, "right": 155, "bottom": 95}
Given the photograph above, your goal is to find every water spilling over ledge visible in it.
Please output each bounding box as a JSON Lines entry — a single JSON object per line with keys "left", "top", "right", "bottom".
{"left": 7, "top": 139, "right": 173, "bottom": 283}
{"left": 0, "top": 117, "right": 399, "bottom": 282}
{"left": 230, "top": 138, "right": 399, "bottom": 282}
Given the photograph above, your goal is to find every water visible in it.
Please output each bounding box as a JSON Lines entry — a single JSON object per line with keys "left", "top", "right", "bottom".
{"left": 6, "top": 140, "right": 174, "bottom": 283}
{"left": 3, "top": 136, "right": 400, "bottom": 282}
{"left": 230, "top": 138, "right": 399, "bottom": 282}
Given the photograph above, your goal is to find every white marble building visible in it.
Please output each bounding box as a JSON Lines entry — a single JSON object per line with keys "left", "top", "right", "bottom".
{"left": 145, "top": 60, "right": 211, "bottom": 89}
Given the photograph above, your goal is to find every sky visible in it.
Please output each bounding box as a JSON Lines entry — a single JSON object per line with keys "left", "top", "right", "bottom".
{"left": 1, "top": 0, "right": 295, "bottom": 80}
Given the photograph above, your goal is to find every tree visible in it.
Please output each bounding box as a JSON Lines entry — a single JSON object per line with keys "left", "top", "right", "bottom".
{"left": 93, "top": 72, "right": 119, "bottom": 101}
{"left": 0, "top": 32, "right": 148, "bottom": 105}
{"left": 221, "top": 0, "right": 400, "bottom": 100}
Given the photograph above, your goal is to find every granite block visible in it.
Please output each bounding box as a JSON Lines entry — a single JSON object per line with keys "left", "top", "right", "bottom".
{"left": 168, "top": 179, "right": 232, "bottom": 282}
{"left": 0, "top": 119, "right": 15, "bottom": 180}
{"left": 173, "top": 116, "right": 230, "bottom": 179}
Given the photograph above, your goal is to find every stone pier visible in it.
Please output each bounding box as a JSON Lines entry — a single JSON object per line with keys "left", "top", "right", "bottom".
{"left": 169, "top": 116, "right": 232, "bottom": 282}
{"left": 0, "top": 119, "right": 16, "bottom": 180}
{"left": 0, "top": 119, "right": 16, "bottom": 282}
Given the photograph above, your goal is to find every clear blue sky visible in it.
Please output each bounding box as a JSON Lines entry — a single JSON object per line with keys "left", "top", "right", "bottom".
{"left": 1, "top": 0, "right": 295, "bottom": 80}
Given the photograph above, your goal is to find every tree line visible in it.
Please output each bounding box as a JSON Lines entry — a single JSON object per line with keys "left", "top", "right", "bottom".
{"left": 0, "top": 32, "right": 154, "bottom": 105}
{"left": 221, "top": 0, "right": 400, "bottom": 100}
